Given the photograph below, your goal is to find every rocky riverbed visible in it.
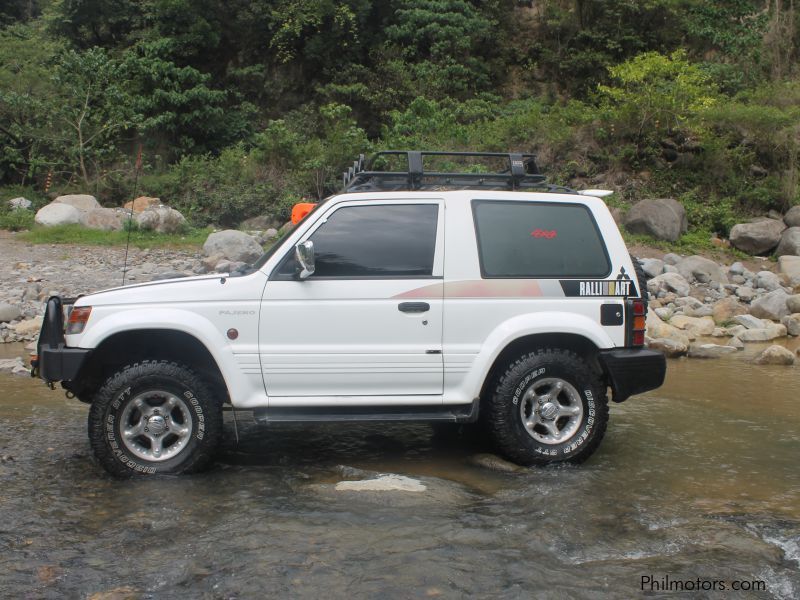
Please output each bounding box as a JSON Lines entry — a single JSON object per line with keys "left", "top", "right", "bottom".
{"left": 1, "top": 229, "right": 800, "bottom": 372}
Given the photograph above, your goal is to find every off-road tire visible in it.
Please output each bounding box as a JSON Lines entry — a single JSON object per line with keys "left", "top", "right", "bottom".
{"left": 630, "top": 252, "right": 649, "bottom": 311}
{"left": 88, "top": 361, "right": 222, "bottom": 477}
{"left": 486, "top": 349, "right": 609, "bottom": 466}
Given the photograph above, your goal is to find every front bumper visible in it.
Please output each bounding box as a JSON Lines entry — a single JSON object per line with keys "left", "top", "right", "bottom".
{"left": 30, "top": 296, "right": 91, "bottom": 383}
{"left": 598, "top": 348, "right": 666, "bottom": 403}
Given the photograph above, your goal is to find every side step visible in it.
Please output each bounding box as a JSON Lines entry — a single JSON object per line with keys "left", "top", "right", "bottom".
{"left": 252, "top": 402, "right": 479, "bottom": 424}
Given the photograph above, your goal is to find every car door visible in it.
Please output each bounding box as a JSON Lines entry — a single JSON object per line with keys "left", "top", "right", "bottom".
{"left": 259, "top": 199, "right": 445, "bottom": 398}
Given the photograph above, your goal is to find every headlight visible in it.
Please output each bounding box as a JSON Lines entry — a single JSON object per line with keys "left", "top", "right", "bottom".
{"left": 66, "top": 306, "right": 92, "bottom": 335}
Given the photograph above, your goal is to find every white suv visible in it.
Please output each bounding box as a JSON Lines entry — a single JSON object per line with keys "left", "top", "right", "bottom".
{"left": 33, "top": 151, "right": 665, "bottom": 476}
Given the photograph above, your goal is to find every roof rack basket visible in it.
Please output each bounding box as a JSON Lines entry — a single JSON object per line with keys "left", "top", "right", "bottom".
{"left": 342, "top": 151, "right": 574, "bottom": 193}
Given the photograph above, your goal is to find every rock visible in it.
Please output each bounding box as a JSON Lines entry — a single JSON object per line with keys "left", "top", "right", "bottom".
{"left": 135, "top": 206, "right": 186, "bottom": 233}
{"left": 647, "top": 337, "right": 688, "bottom": 357}
{"left": 729, "top": 336, "right": 744, "bottom": 349}
{"left": 0, "top": 357, "right": 29, "bottom": 376}
{"left": 279, "top": 221, "right": 294, "bottom": 235}
{"left": 647, "top": 273, "right": 691, "bottom": 298}
{"left": 735, "top": 286, "right": 758, "bottom": 302}
{"left": 749, "top": 289, "right": 790, "bottom": 320}
{"left": 781, "top": 314, "right": 800, "bottom": 336}
{"left": 712, "top": 297, "right": 747, "bottom": 325}
{"left": 201, "top": 254, "right": 223, "bottom": 271}
{"left": 14, "top": 316, "right": 42, "bottom": 336}
{"left": 640, "top": 258, "right": 664, "bottom": 279}
{"left": 683, "top": 303, "right": 713, "bottom": 318}
{"left": 753, "top": 271, "right": 782, "bottom": 291}
{"left": 778, "top": 256, "right": 800, "bottom": 287}
{"left": 669, "top": 315, "right": 716, "bottom": 336}
{"left": 0, "top": 303, "right": 22, "bottom": 322}
{"left": 81, "top": 207, "right": 125, "bottom": 231}
{"left": 784, "top": 206, "right": 800, "bottom": 227}
{"left": 675, "top": 255, "right": 728, "bottom": 285}
{"left": 754, "top": 345, "right": 795, "bottom": 365}
{"left": 729, "top": 262, "right": 745, "bottom": 276}
{"left": 738, "top": 324, "right": 786, "bottom": 342}
{"left": 335, "top": 474, "right": 426, "bottom": 492}
{"left": 34, "top": 203, "right": 82, "bottom": 227}
{"left": 662, "top": 253, "right": 682, "bottom": 265}
{"left": 733, "top": 314, "right": 766, "bottom": 329}
{"left": 775, "top": 227, "right": 800, "bottom": 258}
{"left": 688, "top": 343, "right": 737, "bottom": 359}
{"left": 646, "top": 312, "right": 690, "bottom": 345}
{"left": 788, "top": 295, "right": 800, "bottom": 313}
{"left": 623, "top": 198, "right": 687, "bottom": 241}
{"left": 729, "top": 219, "right": 786, "bottom": 254}
{"left": 53, "top": 194, "right": 100, "bottom": 213}
{"left": 123, "top": 196, "right": 160, "bottom": 213}
{"left": 241, "top": 214, "right": 281, "bottom": 230}
{"left": 87, "top": 586, "right": 140, "bottom": 600}
{"left": 203, "top": 230, "right": 263, "bottom": 263}
{"left": 468, "top": 453, "right": 527, "bottom": 473}
{"left": 8, "top": 197, "right": 32, "bottom": 210}
{"left": 654, "top": 307, "right": 672, "bottom": 320}
{"left": 214, "top": 260, "right": 232, "bottom": 273}
{"left": 264, "top": 227, "right": 279, "bottom": 239}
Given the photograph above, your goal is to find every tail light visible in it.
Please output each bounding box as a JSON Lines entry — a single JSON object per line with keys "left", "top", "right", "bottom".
{"left": 627, "top": 299, "right": 646, "bottom": 347}
{"left": 66, "top": 306, "right": 92, "bottom": 335}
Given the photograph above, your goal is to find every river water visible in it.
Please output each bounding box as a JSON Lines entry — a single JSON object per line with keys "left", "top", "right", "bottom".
{"left": 1, "top": 342, "right": 798, "bottom": 599}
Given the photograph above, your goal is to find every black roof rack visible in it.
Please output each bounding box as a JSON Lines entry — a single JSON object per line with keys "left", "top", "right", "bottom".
{"left": 342, "top": 151, "right": 576, "bottom": 193}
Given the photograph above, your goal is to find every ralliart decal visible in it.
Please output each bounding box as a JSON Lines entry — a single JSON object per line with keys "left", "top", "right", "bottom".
{"left": 559, "top": 266, "right": 638, "bottom": 297}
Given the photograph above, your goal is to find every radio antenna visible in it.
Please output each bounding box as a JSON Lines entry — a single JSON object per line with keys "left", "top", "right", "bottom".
{"left": 122, "top": 144, "right": 143, "bottom": 286}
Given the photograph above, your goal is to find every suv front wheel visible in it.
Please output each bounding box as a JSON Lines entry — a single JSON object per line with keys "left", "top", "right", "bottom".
{"left": 486, "top": 349, "right": 609, "bottom": 466}
{"left": 88, "top": 361, "right": 222, "bottom": 477}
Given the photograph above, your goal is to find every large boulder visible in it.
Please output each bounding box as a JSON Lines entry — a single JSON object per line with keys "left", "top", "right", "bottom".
{"left": 0, "top": 302, "right": 22, "bottom": 322}
{"left": 753, "top": 271, "right": 782, "bottom": 291}
{"left": 623, "top": 198, "right": 687, "bottom": 241}
{"left": 778, "top": 256, "right": 800, "bottom": 287}
{"left": 241, "top": 214, "right": 282, "bottom": 230}
{"left": 784, "top": 205, "right": 800, "bottom": 227}
{"left": 81, "top": 207, "right": 125, "bottom": 231}
{"left": 647, "top": 337, "right": 688, "bottom": 358}
{"left": 675, "top": 255, "right": 728, "bottom": 285}
{"left": 123, "top": 196, "right": 161, "bottom": 213}
{"left": 754, "top": 345, "right": 795, "bottom": 365}
{"left": 711, "top": 297, "right": 747, "bottom": 325}
{"left": 729, "top": 218, "right": 786, "bottom": 254}
{"left": 738, "top": 323, "right": 786, "bottom": 342}
{"left": 8, "top": 197, "right": 31, "bottom": 210}
{"left": 53, "top": 194, "right": 100, "bottom": 213}
{"left": 34, "top": 202, "right": 82, "bottom": 227}
{"left": 647, "top": 272, "right": 691, "bottom": 298}
{"left": 775, "top": 226, "right": 800, "bottom": 257}
{"left": 749, "top": 288, "right": 790, "bottom": 320}
{"left": 203, "top": 230, "right": 263, "bottom": 263}
{"left": 135, "top": 206, "right": 186, "bottom": 234}
{"left": 688, "top": 343, "right": 737, "bottom": 359}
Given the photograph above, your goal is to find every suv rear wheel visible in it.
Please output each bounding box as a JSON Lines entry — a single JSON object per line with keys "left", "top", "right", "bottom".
{"left": 88, "top": 361, "right": 222, "bottom": 477}
{"left": 486, "top": 349, "right": 608, "bottom": 466}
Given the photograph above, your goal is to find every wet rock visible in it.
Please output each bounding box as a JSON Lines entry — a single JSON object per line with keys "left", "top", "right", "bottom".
{"left": 712, "top": 297, "right": 747, "bottom": 324}
{"left": 738, "top": 324, "right": 786, "bottom": 342}
{"left": 81, "top": 207, "right": 125, "bottom": 231}
{"left": 778, "top": 255, "right": 800, "bottom": 287}
{"left": 203, "top": 230, "right": 263, "bottom": 263}
{"left": 135, "top": 206, "right": 186, "bottom": 233}
{"left": 469, "top": 453, "right": 527, "bottom": 473}
{"left": 647, "top": 337, "right": 688, "bottom": 357}
{"left": 688, "top": 343, "right": 737, "bottom": 358}
{"left": 35, "top": 203, "right": 82, "bottom": 227}
{"left": 0, "top": 303, "right": 21, "bottom": 322}
{"left": 8, "top": 197, "right": 32, "bottom": 210}
{"left": 623, "top": 198, "right": 687, "bottom": 241}
{"left": 781, "top": 314, "right": 800, "bottom": 336}
{"left": 753, "top": 270, "right": 782, "bottom": 291}
{"left": 123, "top": 196, "right": 160, "bottom": 213}
{"left": 787, "top": 294, "right": 800, "bottom": 313}
{"left": 335, "top": 474, "right": 427, "bottom": 492}
{"left": 640, "top": 258, "right": 664, "bottom": 278}
{"left": 0, "top": 357, "right": 28, "bottom": 376}
{"left": 729, "top": 336, "right": 744, "bottom": 349}
{"left": 647, "top": 273, "right": 690, "bottom": 298}
{"left": 784, "top": 205, "right": 800, "bottom": 227}
{"left": 676, "top": 255, "right": 728, "bottom": 285}
{"left": 646, "top": 312, "right": 690, "bottom": 345}
{"left": 53, "top": 193, "right": 100, "bottom": 212}
{"left": 754, "top": 345, "right": 795, "bottom": 365}
{"left": 669, "top": 315, "right": 716, "bottom": 336}
{"left": 775, "top": 226, "right": 800, "bottom": 257}
{"left": 749, "top": 289, "right": 790, "bottom": 320}
{"left": 729, "top": 218, "right": 786, "bottom": 254}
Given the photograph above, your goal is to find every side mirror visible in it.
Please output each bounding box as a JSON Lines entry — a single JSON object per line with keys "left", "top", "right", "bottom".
{"left": 295, "top": 240, "right": 315, "bottom": 280}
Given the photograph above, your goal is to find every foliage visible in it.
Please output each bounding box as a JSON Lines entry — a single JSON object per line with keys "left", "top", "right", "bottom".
{"left": 19, "top": 224, "right": 211, "bottom": 248}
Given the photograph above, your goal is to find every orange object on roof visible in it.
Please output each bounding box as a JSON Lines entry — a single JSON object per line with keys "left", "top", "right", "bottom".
{"left": 291, "top": 202, "right": 317, "bottom": 224}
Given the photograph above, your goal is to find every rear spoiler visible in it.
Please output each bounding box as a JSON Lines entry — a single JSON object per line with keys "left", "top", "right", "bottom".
{"left": 578, "top": 189, "right": 614, "bottom": 198}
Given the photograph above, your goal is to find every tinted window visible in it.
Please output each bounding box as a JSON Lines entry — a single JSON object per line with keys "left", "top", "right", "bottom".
{"left": 278, "top": 204, "right": 439, "bottom": 278}
{"left": 472, "top": 200, "right": 610, "bottom": 278}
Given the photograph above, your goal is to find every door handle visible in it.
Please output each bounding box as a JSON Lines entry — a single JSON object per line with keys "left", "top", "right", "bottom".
{"left": 398, "top": 302, "right": 430, "bottom": 313}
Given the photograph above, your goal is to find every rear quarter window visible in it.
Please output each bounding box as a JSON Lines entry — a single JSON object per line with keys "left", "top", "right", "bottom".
{"left": 472, "top": 200, "right": 611, "bottom": 278}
